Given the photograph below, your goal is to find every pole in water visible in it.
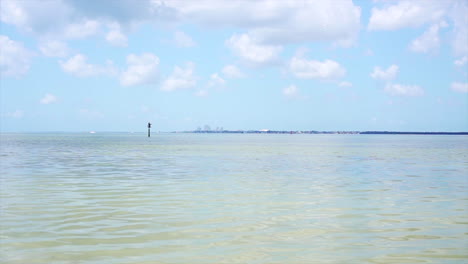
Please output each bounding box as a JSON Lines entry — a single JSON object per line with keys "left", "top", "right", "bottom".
{"left": 147, "top": 122, "right": 151, "bottom": 137}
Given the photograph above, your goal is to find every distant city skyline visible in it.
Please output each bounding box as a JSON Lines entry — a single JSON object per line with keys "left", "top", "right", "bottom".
{"left": 1, "top": 0, "right": 467, "bottom": 132}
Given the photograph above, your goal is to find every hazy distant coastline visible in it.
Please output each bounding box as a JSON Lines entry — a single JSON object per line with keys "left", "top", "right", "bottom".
{"left": 180, "top": 130, "right": 468, "bottom": 135}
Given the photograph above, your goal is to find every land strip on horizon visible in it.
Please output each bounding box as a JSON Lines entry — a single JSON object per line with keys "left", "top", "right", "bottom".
{"left": 178, "top": 130, "right": 468, "bottom": 135}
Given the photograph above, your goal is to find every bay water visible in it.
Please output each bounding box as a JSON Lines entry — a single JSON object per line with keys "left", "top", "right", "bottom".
{"left": 1, "top": 133, "right": 467, "bottom": 263}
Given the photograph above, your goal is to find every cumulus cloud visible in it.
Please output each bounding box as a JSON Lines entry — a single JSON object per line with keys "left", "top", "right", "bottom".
{"left": 384, "top": 83, "right": 424, "bottom": 96}
{"left": 173, "top": 31, "right": 195, "bottom": 47}
{"left": 170, "top": 0, "right": 361, "bottom": 46}
{"left": 451, "top": 1, "right": 468, "bottom": 56}
{"left": 207, "top": 73, "right": 226, "bottom": 88}
{"left": 105, "top": 25, "right": 128, "bottom": 47}
{"left": 368, "top": 0, "right": 448, "bottom": 31}
{"left": 0, "top": 0, "right": 28, "bottom": 27}
{"left": 120, "top": 53, "right": 159, "bottom": 86}
{"left": 60, "top": 54, "right": 117, "bottom": 77}
{"left": 454, "top": 56, "right": 468, "bottom": 66}
{"left": 368, "top": 0, "right": 467, "bottom": 56}
{"left": 371, "top": 64, "right": 423, "bottom": 97}
{"left": 226, "top": 33, "right": 282, "bottom": 66}
{"left": 39, "top": 40, "right": 69, "bottom": 57}
{"left": 283, "top": 84, "right": 298, "bottom": 98}
{"left": 60, "top": 53, "right": 159, "bottom": 86}
{"left": 161, "top": 62, "right": 197, "bottom": 91}
{"left": 222, "top": 65, "right": 245, "bottom": 78}
{"left": 64, "top": 19, "right": 100, "bottom": 39}
{"left": 0, "top": 35, "right": 34, "bottom": 78}
{"left": 0, "top": 0, "right": 73, "bottom": 35}
{"left": 289, "top": 56, "right": 346, "bottom": 80}
{"left": 451, "top": 82, "right": 468, "bottom": 93}
{"left": 1, "top": 0, "right": 361, "bottom": 48}
{"left": 370, "top": 65, "right": 399, "bottom": 81}
{"left": 40, "top": 94, "right": 58, "bottom": 104}
{"left": 409, "top": 21, "right": 447, "bottom": 53}
{"left": 0, "top": 0, "right": 159, "bottom": 38}
{"left": 69, "top": 0, "right": 168, "bottom": 24}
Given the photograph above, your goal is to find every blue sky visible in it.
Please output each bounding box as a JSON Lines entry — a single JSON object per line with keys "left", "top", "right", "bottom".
{"left": 1, "top": 0, "right": 467, "bottom": 132}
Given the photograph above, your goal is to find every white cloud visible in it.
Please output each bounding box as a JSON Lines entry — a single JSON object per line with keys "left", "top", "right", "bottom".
{"left": 106, "top": 28, "right": 128, "bottom": 47}
{"left": 64, "top": 19, "right": 100, "bottom": 39}
{"left": 454, "top": 56, "right": 468, "bottom": 66}
{"left": 338, "top": 81, "right": 353, "bottom": 87}
{"left": 368, "top": 0, "right": 448, "bottom": 31}
{"left": 370, "top": 65, "right": 399, "bottom": 81}
{"left": 0, "top": 0, "right": 146, "bottom": 46}
{"left": 222, "top": 65, "right": 245, "bottom": 78}
{"left": 174, "top": 31, "right": 195, "bottom": 47}
{"left": 39, "top": 40, "right": 69, "bottom": 57}
{"left": 0, "top": 0, "right": 29, "bottom": 27}
{"left": 451, "top": 82, "right": 468, "bottom": 93}
{"left": 61, "top": 53, "right": 158, "bottom": 86}
{"left": 367, "top": 0, "right": 467, "bottom": 56}
{"left": 207, "top": 73, "right": 226, "bottom": 88}
{"left": 169, "top": 0, "right": 361, "bottom": 46}
{"left": 60, "top": 54, "right": 116, "bottom": 77}
{"left": 283, "top": 84, "right": 298, "bottom": 97}
{"left": 2, "top": 0, "right": 361, "bottom": 47}
{"left": 161, "top": 62, "right": 197, "bottom": 91}
{"left": 0, "top": 0, "right": 73, "bottom": 35}
{"left": 289, "top": 56, "right": 346, "bottom": 80}
{"left": 226, "top": 33, "right": 282, "bottom": 65}
{"left": 451, "top": 1, "right": 468, "bottom": 56}
{"left": 120, "top": 53, "right": 159, "bottom": 86}
{"left": 371, "top": 64, "right": 424, "bottom": 97}
{"left": 409, "top": 21, "right": 447, "bottom": 53}
{"left": 70, "top": 0, "right": 166, "bottom": 25}
{"left": 40, "top": 94, "right": 57, "bottom": 104}
{"left": 384, "top": 83, "right": 424, "bottom": 96}
{"left": 0, "top": 35, "right": 34, "bottom": 78}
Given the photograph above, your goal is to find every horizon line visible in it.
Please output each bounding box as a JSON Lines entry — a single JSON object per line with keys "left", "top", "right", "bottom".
{"left": 1, "top": 130, "right": 467, "bottom": 134}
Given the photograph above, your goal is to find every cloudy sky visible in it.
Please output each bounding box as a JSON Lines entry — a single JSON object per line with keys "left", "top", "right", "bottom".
{"left": 1, "top": 0, "right": 467, "bottom": 132}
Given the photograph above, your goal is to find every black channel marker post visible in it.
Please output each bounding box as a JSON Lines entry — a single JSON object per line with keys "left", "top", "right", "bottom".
{"left": 148, "top": 122, "right": 151, "bottom": 137}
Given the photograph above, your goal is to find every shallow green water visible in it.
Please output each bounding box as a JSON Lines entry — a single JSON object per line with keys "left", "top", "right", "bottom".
{"left": 1, "top": 133, "right": 467, "bottom": 263}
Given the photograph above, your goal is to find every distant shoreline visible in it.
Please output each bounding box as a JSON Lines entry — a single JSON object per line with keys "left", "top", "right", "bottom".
{"left": 181, "top": 130, "right": 468, "bottom": 135}
{"left": 1, "top": 131, "right": 467, "bottom": 135}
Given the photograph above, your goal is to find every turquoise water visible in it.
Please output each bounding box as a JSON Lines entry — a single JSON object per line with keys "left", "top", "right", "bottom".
{"left": 0, "top": 133, "right": 467, "bottom": 263}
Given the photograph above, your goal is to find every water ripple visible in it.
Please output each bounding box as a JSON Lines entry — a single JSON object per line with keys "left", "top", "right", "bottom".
{"left": 1, "top": 133, "right": 467, "bottom": 263}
